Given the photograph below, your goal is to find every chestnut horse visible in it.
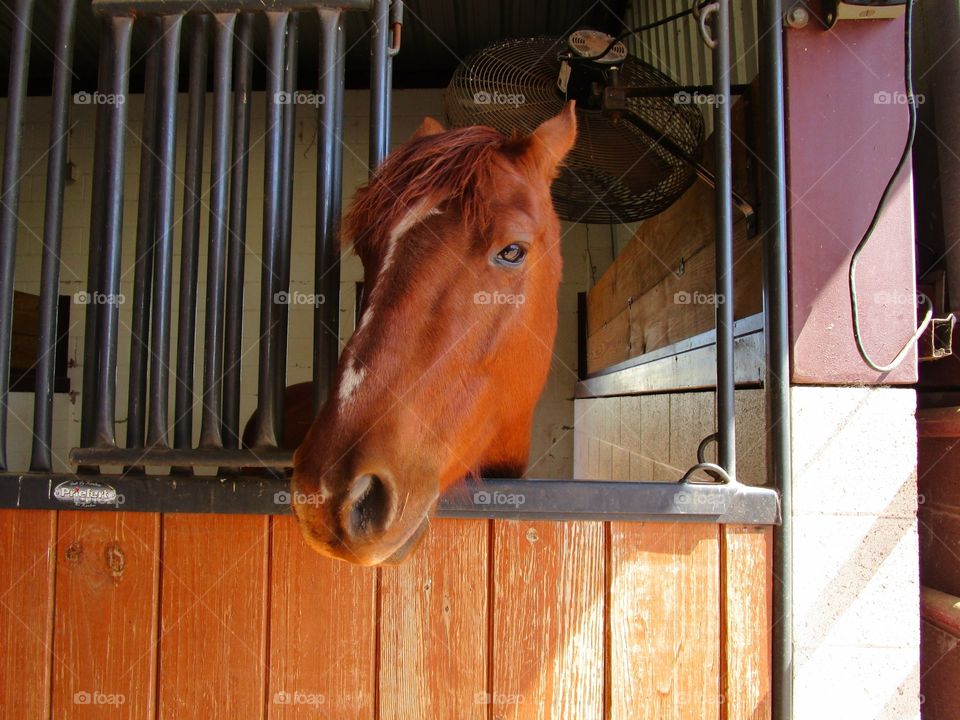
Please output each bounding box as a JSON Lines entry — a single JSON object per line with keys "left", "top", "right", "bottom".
{"left": 279, "top": 104, "right": 576, "bottom": 565}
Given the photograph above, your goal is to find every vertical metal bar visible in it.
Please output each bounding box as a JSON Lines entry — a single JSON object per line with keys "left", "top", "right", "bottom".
{"left": 250, "top": 11, "right": 289, "bottom": 449}
{"left": 712, "top": 0, "right": 735, "bottom": 478}
{"left": 126, "top": 17, "right": 162, "bottom": 453}
{"left": 0, "top": 0, "right": 35, "bottom": 469}
{"left": 146, "top": 15, "right": 183, "bottom": 448}
{"left": 173, "top": 14, "right": 209, "bottom": 452}
{"left": 368, "top": 0, "right": 390, "bottom": 171}
{"left": 30, "top": 0, "right": 77, "bottom": 471}
{"left": 90, "top": 17, "right": 133, "bottom": 448}
{"left": 80, "top": 25, "right": 112, "bottom": 449}
{"left": 274, "top": 11, "right": 299, "bottom": 442}
{"left": 222, "top": 13, "right": 254, "bottom": 449}
{"left": 759, "top": 0, "right": 792, "bottom": 717}
{"left": 313, "top": 8, "right": 345, "bottom": 413}
{"left": 198, "top": 13, "right": 236, "bottom": 449}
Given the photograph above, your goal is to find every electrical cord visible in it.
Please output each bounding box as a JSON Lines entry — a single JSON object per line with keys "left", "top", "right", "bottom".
{"left": 849, "top": 0, "right": 939, "bottom": 372}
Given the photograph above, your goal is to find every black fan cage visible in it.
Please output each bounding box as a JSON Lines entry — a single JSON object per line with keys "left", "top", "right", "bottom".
{"left": 446, "top": 37, "right": 705, "bottom": 224}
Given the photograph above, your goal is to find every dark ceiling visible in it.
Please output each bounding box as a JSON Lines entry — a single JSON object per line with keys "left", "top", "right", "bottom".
{"left": 0, "top": 1, "right": 628, "bottom": 96}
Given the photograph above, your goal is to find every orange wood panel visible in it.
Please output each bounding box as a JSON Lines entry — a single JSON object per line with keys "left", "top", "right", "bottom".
{"left": 378, "top": 518, "right": 488, "bottom": 720}
{"left": 722, "top": 525, "right": 772, "bottom": 720}
{"left": 0, "top": 510, "right": 56, "bottom": 720}
{"left": 50, "top": 511, "right": 160, "bottom": 720}
{"left": 157, "top": 515, "right": 268, "bottom": 720}
{"left": 491, "top": 520, "right": 605, "bottom": 720}
{"left": 609, "top": 522, "right": 721, "bottom": 720}
{"left": 267, "top": 515, "right": 376, "bottom": 720}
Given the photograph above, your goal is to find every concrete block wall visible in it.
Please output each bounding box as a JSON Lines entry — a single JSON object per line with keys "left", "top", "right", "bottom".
{"left": 573, "top": 388, "right": 768, "bottom": 486}
{"left": 3, "top": 90, "right": 623, "bottom": 478}
{"left": 789, "top": 386, "right": 920, "bottom": 720}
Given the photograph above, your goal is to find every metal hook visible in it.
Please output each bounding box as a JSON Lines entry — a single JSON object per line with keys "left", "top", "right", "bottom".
{"left": 388, "top": 0, "right": 404, "bottom": 56}
{"left": 693, "top": 0, "right": 720, "bottom": 49}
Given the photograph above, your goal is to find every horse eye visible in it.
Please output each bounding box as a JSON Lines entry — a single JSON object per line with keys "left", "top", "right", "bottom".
{"left": 496, "top": 243, "right": 526, "bottom": 266}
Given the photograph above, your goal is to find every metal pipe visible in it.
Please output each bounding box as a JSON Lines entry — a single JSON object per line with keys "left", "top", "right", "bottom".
{"left": 368, "top": 0, "right": 391, "bottom": 171}
{"left": 759, "top": 0, "right": 793, "bottom": 716}
{"left": 126, "top": 17, "right": 162, "bottom": 454}
{"left": 0, "top": 0, "right": 35, "bottom": 470}
{"left": 198, "top": 13, "right": 237, "bottom": 449}
{"left": 173, "top": 14, "right": 210, "bottom": 453}
{"left": 90, "top": 17, "right": 134, "bottom": 448}
{"left": 712, "top": 0, "right": 736, "bottom": 478}
{"left": 313, "top": 7, "right": 345, "bottom": 412}
{"left": 92, "top": 0, "right": 372, "bottom": 15}
{"left": 146, "top": 14, "right": 183, "bottom": 448}
{"left": 274, "top": 11, "right": 300, "bottom": 442}
{"left": 222, "top": 13, "right": 254, "bottom": 450}
{"left": 80, "top": 24, "right": 112, "bottom": 450}
{"left": 250, "top": 11, "right": 289, "bottom": 449}
{"left": 30, "top": 0, "right": 78, "bottom": 472}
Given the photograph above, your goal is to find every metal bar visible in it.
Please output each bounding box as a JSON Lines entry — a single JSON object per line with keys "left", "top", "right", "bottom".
{"left": 198, "top": 14, "right": 237, "bottom": 450}
{"left": 126, "top": 17, "right": 162, "bottom": 454}
{"left": 30, "top": 0, "right": 78, "bottom": 472}
{"left": 250, "top": 11, "right": 289, "bottom": 448}
{"left": 222, "top": 13, "right": 254, "bottom": 449}
{"left": 759, "top": 0, "right": 793, "bottom": 716}
{"left": 712, "top": 0, "right": 736, "bottom": 478}
{"left": 576, "top": 313, "right": 765, "bottom": 398}
{"left": 173, "top": 14, "right": 209, "bottom": 452}
{"left": 274, "top": 11, "right": 299, "bottom": 442}
{"left": 70, "top": 446, "right": 293, "bottom": 468}
{"left": 368, "top": 0, "right": 390, "bottom": 171}
{"left": 313, "top": 7, "right": 346, "bottom": 412}
{"left": 80, "top": 24, "right": 112, "bottom": 449}
{"left": 146, "top": 14, "right": 183, "bottom": 448}
{"left": 90, "top": 17, "right": 134, "bottom": 448}
{"left": 92, "top": 0, "right": 372, "bottom": 15}
{"left": 0, "top": 473, "right": 781, "bottom": 525}
{"left": 0, "top": 0, "right": 35, "bottom": 470}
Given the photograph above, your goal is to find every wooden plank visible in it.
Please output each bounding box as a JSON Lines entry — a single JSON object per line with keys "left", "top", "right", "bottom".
{"left": 267, "top": 516, "right": 376, "bottom": 720}
{"left": 491, "top": 520, "right": 605, "bottom": 720}
{"left": 0, "top": 510, "right": 56, "bottom": 720}
{"left": 722, "top": 525, "right": 772, "bottom": 720}
{"left": 920, "top": 619, "right": 960, "bottom": 720}
{"left": 50, "top": 511, "right": 160, "bottom": 720}
{"left": 587, "top": 221, "right": 761, "bottom": 373}
{"left": 378, "top": 518, "right": 488, "bottom": 720}
{"left": 919, "top": 507, "right": 960, "bottom": 598}
{"left": 917, "top": 406, "right": 960, "bottom": 438}
{"left": 609, "top": 522, "right": 721, "bottom": 720}
{"left": 158, "top": 515, "right": 268, "bottom": 720}
{"left": 918, "top": 438, "right": 960, "bottom": 509}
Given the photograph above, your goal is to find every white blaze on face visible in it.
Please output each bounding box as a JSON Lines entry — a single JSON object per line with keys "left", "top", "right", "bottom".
{"left": 338, "top": 360, "right": 366, "bottom": 407}
{"left": 337, "top": 201, "right": 440, "bottom": 414}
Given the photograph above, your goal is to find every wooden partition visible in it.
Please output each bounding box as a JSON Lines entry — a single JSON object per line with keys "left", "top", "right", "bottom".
{"left": 0, "top": 498, "right": 770, "bottom": 720}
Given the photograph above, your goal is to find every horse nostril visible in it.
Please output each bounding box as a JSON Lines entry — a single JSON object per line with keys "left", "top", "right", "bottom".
{"left": 345, "top": 473, "right": 393, "bottom": 538}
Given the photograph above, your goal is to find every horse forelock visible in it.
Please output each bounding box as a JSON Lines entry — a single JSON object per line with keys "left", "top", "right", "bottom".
{"left": 343, "top": 125, "right": 520, "bottom": 265}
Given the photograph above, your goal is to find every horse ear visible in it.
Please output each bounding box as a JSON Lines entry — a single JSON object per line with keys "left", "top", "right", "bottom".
{"left": 410, "top": 116, "right": 445, "bottom": 140}
{"left": 525, "top": 101, "right": 577, "bottom": 178}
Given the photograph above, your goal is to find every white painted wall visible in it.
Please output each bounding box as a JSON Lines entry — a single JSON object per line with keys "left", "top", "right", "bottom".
{"left": 4, "top": 89, "right": 622, "bottom": 477}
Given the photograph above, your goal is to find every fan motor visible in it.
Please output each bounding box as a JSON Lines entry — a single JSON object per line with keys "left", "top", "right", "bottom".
{"left": 557, "top": 30, "right": 627, "bottom": 110}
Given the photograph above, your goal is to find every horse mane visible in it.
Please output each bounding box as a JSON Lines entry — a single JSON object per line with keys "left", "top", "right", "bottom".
{"left": 343, "top": 125, "right": 523, "bottom": 261}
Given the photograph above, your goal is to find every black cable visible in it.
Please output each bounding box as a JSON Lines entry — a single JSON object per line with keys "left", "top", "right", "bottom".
{"left": 848, "top": 0, "right": 935, "bottom": 372}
